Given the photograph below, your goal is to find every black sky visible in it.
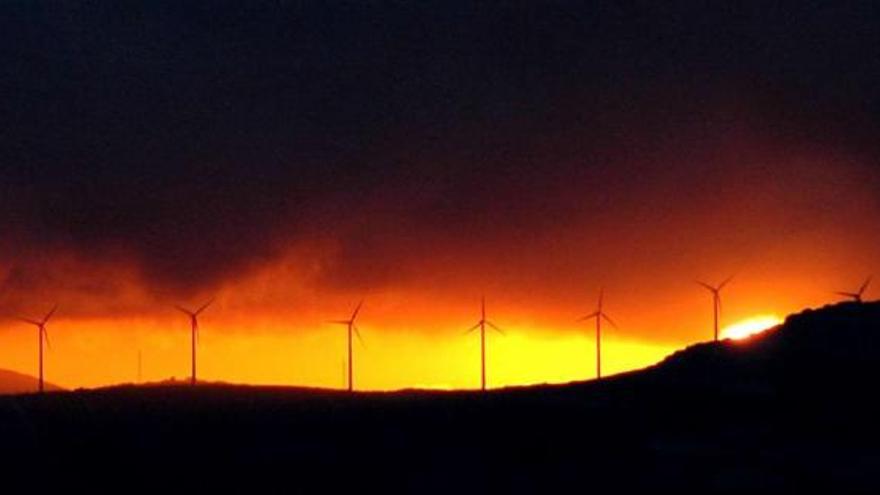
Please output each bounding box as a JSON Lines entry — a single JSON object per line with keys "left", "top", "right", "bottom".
{"left": 2, "top": 0, "right": 879, "bottom": 305}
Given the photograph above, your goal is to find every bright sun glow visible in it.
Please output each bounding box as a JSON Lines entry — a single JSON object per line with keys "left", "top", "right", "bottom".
{"left": 721, "top": 315, "right": 783, "bottom": 340}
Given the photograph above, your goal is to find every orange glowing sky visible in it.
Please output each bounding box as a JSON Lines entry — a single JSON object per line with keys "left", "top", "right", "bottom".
{"left": 1, "top": 138, "right": 878, "bottom": 391}
{"left": 0, "top": 242, "right": 874, "bottom": 391}
{"left": 2, "top": 1, "right": 880, "bottom": 391}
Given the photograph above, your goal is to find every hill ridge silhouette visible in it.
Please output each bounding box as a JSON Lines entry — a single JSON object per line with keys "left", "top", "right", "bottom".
{"left": 0, "top": 368, "right": 64, "bottom": 395}
{"left": 7, "top": 300, "right": 875, "bottom": 398}
{"left": 1, "top": 301, "right": 879, "bottom": 492}
{"left": 652, "top": 300, "right": 880, "bottom": 386}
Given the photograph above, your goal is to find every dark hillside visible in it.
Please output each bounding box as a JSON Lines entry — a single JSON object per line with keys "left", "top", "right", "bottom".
{"left": 1, "top": 302, "right": 879, "bottom": 493}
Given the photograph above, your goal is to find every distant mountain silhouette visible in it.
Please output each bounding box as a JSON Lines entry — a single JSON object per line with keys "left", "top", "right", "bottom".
{"left": 0, "top": 368, "right": 63, "bottom": 394}
{"left": 1, "top": 301, "right": 879, "bottom": 492}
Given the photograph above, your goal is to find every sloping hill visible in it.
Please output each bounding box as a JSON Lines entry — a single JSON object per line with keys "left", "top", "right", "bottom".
{"left": 1, "top": 302, "right": 878, "bottom": 492}
{"left": 0, "top": 368, "right": 63, "bottom": 394}
{"left": 657, "top": 300, "right": 880, "bottom": 384}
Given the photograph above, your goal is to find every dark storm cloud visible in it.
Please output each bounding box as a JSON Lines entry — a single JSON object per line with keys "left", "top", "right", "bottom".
{"left": 1, "top": 0, "right": 879, "bottom": 298}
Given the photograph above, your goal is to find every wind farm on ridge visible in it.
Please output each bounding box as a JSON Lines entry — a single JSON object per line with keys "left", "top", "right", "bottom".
{"left": 4, "top": 274, "right": 872, "bottom": 394}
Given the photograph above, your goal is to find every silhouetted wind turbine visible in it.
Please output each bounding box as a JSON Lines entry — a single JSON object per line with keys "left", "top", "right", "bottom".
{"left": 174, "top": 299, "right": 214, "bottom": 386}
{"left": 697, "top": 276, "right": 733, "bottom": 342}
{"left": 330, "top": 300, "right": 364, "bottom": 392}
{"left": 17, "top": 305, "right": 57, "bottom": 393}
{"left": 836, "top": 276, "right": 872, "bottom": 303}
{"left": 577, "top": 289, "right": 617, "bottom": 380}
{"left": 465, "top": 297, "right": 504, "bottom": 391}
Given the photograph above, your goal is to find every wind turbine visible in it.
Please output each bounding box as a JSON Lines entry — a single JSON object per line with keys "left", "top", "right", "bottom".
{"left": 17, "top": 305, "right": 57, "bottom": 393}
{"left": 836, "top": 276, "right": 872, "bottom": 303}
{"left": 465, "top": 297, "right": 504, "bottom": 391}
{"left": 174, "top": 299, "right": 214, "bottom": 386}
{"left": 330, "top": 300, "right": 364, "bottom": 392}
{"left": 577, "top": 289, "right": 617, "bottom": 380}
{"left": 697, "top": 276, "right": 733, "bottom": 342}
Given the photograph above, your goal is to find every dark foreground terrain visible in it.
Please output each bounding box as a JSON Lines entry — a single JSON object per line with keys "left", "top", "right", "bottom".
{"left": 2, "top": 302, "right": 879, "bottom": 493}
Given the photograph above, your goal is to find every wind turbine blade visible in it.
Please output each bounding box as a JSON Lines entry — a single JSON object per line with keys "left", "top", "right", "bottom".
{"left": 42, "top": 305, "right": 58, "bottom": 325}
{"left": 696, "top": 281, "right": 716, "bottom": 293}
{"left": 174, "top": 305, "right": 194, "bottom": 316}
{"left": 16, "top": 317, "right": 42, "bottom": 326}
{"left": 43, "top": 328, "right": 52, "bottom": 351}
{"left": 464, "top": 322, "right": 481, "bottom": 335}
{"left": 194, "top": 298, "right": 215, "bottom": 316}
{"left": 836, "top": 291, "right": 859, "bottom": 299}
{"left": 353, "top": 325, "right": 366, "bottom": 347}
{"left": 351, "top": 299, "right": 364, "bottom": 322}
{"left": 859, "top": 276, "right": 872, "bottom": 296}
{"left": 601, "top": 313, "right": 618, "bottom": 329}
{"left": 486, "top": 321, "right": 505, "bottom": 335}
{"left": 718, "top": 275, "right": 734, "bottom": 291}
{"left": 577, "top": 311, "right": 600, "bottom": 322}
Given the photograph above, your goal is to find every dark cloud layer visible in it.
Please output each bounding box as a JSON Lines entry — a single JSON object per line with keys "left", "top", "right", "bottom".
{"left": 2, "top": 1, "right": 879, "bottom": 304}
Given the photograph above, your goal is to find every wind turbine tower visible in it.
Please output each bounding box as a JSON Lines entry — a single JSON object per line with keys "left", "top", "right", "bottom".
{"left": 17, "top": 305, "right": 57, "bottom": 393}
{"left": 174, "top": 299, "right": 214, "bottom": 386}
{"left": 577, "top": 289, "right": 617, "bottom": 380}
{"left": 698, "top": 277, "right": 733, "bottom": 342}
{"left": 465, "top": 297, "right": 504, "bottom": 391}
{"left": 330, "top": 300, "right": 364, "bottom": 392}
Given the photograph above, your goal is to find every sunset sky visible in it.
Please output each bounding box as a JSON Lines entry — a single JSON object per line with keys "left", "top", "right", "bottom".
{"left": 1, "top": 1, "right": 878, "bottom": 390}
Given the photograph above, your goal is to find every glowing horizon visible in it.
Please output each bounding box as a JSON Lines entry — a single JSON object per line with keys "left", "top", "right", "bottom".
{"left": 0, "top": 283, "right": 864, "bottom": 391}
{"left": 721, "top": 315, "right": 784, "bottom": 341}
